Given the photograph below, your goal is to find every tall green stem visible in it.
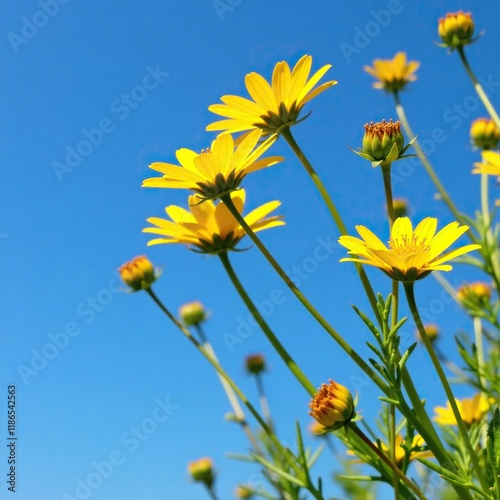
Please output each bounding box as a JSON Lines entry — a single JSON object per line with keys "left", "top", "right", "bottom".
{"left": 218, "top": 251, "right": 316, "bottom": 396}
{"left": 255, "top": 373, "right": 272, "bottom": 428}
{"left": 473, "top": 316, "right": 487, "bottom": 390}
{"left": 403, "top": 282, "right": 490, "bottom": 493}
{"left": 220, "top": 194, "right": 389, "bottom": 394}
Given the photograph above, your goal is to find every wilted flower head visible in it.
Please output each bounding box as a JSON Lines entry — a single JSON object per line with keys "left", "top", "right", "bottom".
{"left": 179, "top": 301, "right": 207, "bottom": 327}
{"left": 339, "top": 217, "right": 480, "bottom": 283}
{"left": 119, "top": 256, "right": 158, "bottom": 291}
{"left": 473, "top": 150, "right": 500, "bottom": 177}
{"left": 416, "top": 323, "right": 440, "bottom": 343}
{"left": 434, "top": 393, "right": 492, "bottom": 426}
{"left": 245, "top": 354, "right": 266, "bottom": 375}
{"left": 188, "top": 457, "right": 215, "bottom": 487}
{"left": 309, "top": 380, "right": 355, "bottom": 431}
{"left": 364, "top": 52, "right": 420, "bottom": 92}
{"left": 470, "top": 118, "right": 500, "bottom": 150}
{"left": 438, "top": 11, "right": 475, "bottom": 49}
{"left": 207, "top": 55, "right": 336, "bottom": 136}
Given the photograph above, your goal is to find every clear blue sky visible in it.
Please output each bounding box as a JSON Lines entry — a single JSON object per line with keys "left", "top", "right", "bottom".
{"left": 2, "top": 1, "right": 500, "bottom": 498}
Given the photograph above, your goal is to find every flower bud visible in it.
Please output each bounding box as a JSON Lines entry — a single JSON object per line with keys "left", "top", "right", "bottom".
{"left": 245, "top": 354, "right": 266, "bottom": 375}
{"left": 457, "top": 282, "right": 491, "bottom": 306}
{"left": 309, "top": 380, "right": 355, "bottom": 431}
{"left": 118, "top": 255, "right": 156, "bottom": 291}
{"left": 188, "top": 457, "right": 215, "bottom": 487}
{"left": 309, "top": 420, "right": 326, "bottom": 436}
{"left": 179, "top": 301, "right": 207, "bottom": 327}
{"left": 470, "top": 118, "right": 500, "bottom": 150}
{"left": 362, "top": 120, "right": 404, "bottom": 162}
{"left": 438, "top": 11, "right": 475, "bottom": 49}
{"left": 392, "top": 198, "right": 409, "bottom": 218}
{"left": 416, "top": 323, "right": 440, "bottom": 343}
{"left": 235, "top": 485, "right": 253, "bottom": 499}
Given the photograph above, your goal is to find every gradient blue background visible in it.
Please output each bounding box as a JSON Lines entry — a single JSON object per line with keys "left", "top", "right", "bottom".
{"left": 2, "top": 1, "right": 500, "bottom": 498}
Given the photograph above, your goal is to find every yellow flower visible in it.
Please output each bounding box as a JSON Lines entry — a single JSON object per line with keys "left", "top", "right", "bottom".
{"left": 142, "top": 130, "right": 283, "bottom": 201}
{"left": 188, "top": 457, "right": 215, "bottom": 486}
{"left": 309, "top": 380, "right": 355, "bottom": 431}
{"left": 393, "top": 198, "right": 409, "bottom": 218}
{"left": 309, "top": 420, "right": 326, "bottom": 436}
{"left": 339, "top": 217, "right": 480, "bottom": 282}
{"left": 179, "top": 301, "right": 207, "bottom": 327}
{"left": 473, "top": 150, "right": 500, "bottom": 177}
{"left": 143, "top": 189, "right": 284, "bottom": 254}
{"left": 207, "top": 54, "right": 336, "bottom": 136}
{"left": 434, "top": 393, "right": 492, "bottom": 426}
{"left": 470, "top": 118, "right": 500, "bottom": 150}
{"left": 416, "top": 323, "right": 440, "bottom": 343}
{"left": 235, "top": 485, "right": 253, "bottom": 499}
{"left": 364, "top": 52, "right": 420, "bottom": 92}
{"left": 438, "top": 11, "right": 475, "bottom": 49}
{"left": 118, "top": 255, "right": 158, "bottom": 291}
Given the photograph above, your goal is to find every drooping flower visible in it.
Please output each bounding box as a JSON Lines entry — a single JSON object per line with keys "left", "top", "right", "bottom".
{"left": 245, "top": 353, "right": 266, "bottom": 375}
{"left": 438, "top": 11, "right": 475, "bottom": 49}
{"left": 142, "top": 130, "right": 283, "bottom": 201}
{"left": 470, "top": 118, "right": 500, "bottom": 150}
{"left": 179, "top": 301, "right": 208, "bottom": 327}
{"left": 309, "top": 380, "right": 355, "bottom": 431}
{"left": 473, "top": 150, "right": 500, "bottom": 177}
{"left": 188, "top": 457, "right": 215, "bottom": 487}
{"left": 434, "top": 393, "right": 492, "bottom": 426}
{"left": 118, "top": 255, "right": 158, "bottom": 291}
{"left": 143, "top": 189, "right": 284, "bottom": 254}
{"left": 339, "top": 217, "right": 480, "bottom": 282}
{"left": 364, "top": 52, "right": 420, "bottom": 92}
{"left": 207, "top": 55, "right": 336, "bottom": 136}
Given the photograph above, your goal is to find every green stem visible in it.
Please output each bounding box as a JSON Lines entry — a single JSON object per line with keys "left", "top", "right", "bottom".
{"left": 457, "top": 46, "right": 500, "bottom": 131}
{"left": 473, "top": 316, "right": 487, "bottom": 390}
{"left": 218, "top": 251, "right": 316, "bottom": 396}
{"left": 403, "top": 282, "right": 490, "bottom": 493}
{"left": 204, "top": 484, "right": 218, "bottom": 500}
{"left": 255, "top": 373, "right": 273, "bottom": 428}
{"left": 349, "top": 423, "right": 427, "bottom": 500}
{"left": 281, "top": 126, "right": 382, "bottom": 328}
{"left": 220, "top": 194, "right": 389, "bottom": 394}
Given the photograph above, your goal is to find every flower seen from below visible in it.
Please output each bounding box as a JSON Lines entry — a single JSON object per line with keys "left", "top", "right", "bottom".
{"left": 309, "top": 380, "right": 355, "bottom": 431}
{"left": 142, "top": 130, "right": 283, "bottom": 201}
{"left": 143, "top": 189, "right": 284, "bottom": 254}
{"left": 207, "top": 54, "right": 336, "bottom": 136}
{"left": 364, "top": 52, "right": 419, "bottom": 92}
{"left": 473, "top": 150, "right": 500, "bottom": 177}
{"left": 470, "top": 118, "right": 500, "bottom": 150}
{"left": 339, "top": 217, "right": 481, "bottom": 282}
{"left": 118, "top": 255, "right": 158, "bottom": 292}
{"left": 179, "top": 301, "right": 208, "bottom": 327}
{"left": 188, "top": 457, "right": 215, "bottom": 487}
{"left": 434, "top": 393, "right": 492, "bottom": 426}
{"left": 438, "top": 11, "right": 475, "bottom": 49}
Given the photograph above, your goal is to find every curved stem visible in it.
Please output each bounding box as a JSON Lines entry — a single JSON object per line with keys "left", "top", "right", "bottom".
{"left": 403, "top": 282, "right": 490, "bottom": 493}
{"left": 281, "top": 126, "right": 382, "bottom": 328}
{"left": 220, "top": 194, "right": 389, "bottom": 394}
{"left": 457, "top": 46, "right": 500, "bottom": 131}
{"left": 218, "top": 251, "right": 316, "bottom": 396}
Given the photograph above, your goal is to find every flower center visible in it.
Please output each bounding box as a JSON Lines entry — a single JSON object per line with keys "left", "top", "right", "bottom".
{"left": 389, "top": 234, "right": 431, "bottom": 258}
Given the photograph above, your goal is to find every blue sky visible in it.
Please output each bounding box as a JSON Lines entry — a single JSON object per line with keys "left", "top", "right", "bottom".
{"left": 2, "top": 1, "right": 500, "bottom": 498}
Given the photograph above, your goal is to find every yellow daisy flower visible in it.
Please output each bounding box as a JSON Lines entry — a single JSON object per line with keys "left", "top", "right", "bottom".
{"left": 434, "top": 393, "right": 492, "bottom": 426}
{"left": 339, "top": 217, "right": 480, "bottom": 282}
{"left": 472, "top": 150, "right": 500, "bottom": 176}
{"left": 142, "top": 130, "right": 283, "bottom": 201}
{"left": 364, "top": 52, "right": 420, "bottom": 92}
{"left": 143, "top": 189, "right": 284, "bottom": 254}
{"left": 207, "top": 54, "right": 337, "bottom": 135}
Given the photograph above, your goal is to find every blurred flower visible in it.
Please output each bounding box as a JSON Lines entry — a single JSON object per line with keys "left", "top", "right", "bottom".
{"left": 470, "top": 118, "right": 500, "bottom": 150}
{"left": 339, "top": 217, "right": 480, "bottom": 282}
{"left": 416, "top": 323, "right": 440, "bottom": 343}
{"left": 188, "top": 457, "right": 215, "bottom": 487}
{"left": 309, "top": 380, "right": 355, "bottom": 431}
{"left": 393, "top": 198, "right": 409, "bottom": 218}
{"left": 457, "top": 282, "right": 491, "bottom": 307}
{"left": 143, "top": 189, "right": 284, "bottom": 254}
{"left": 473, "top": 150, "right": 500, "bottom": 177}
{"left": 235, "top": 485, "right": 253, "bottom": 499}
{"left": 438, "top": 11, "right": 475, "bottom": 49}
{"left": 207, "top": 54, "right": 336, "bottom": 136}
{"left": 142, "top": 130, "right": 283, "bottom": 201}
{"left": 309, "top": 420, "right": 326, "bottom": 436}
{"left": 118, "top": 255, "right": 158, "bottom": 291}
{"left": 364, "top": 52, "right": 419, "bottom": 92}
{"left": 434, "top": 393, "right": 492, "bottom": 426}
{"left": 179, "top": 301, "right": 207, "bottom": 327}
{"left": 245, "top": 353, "right": 266, "bottom": 375}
